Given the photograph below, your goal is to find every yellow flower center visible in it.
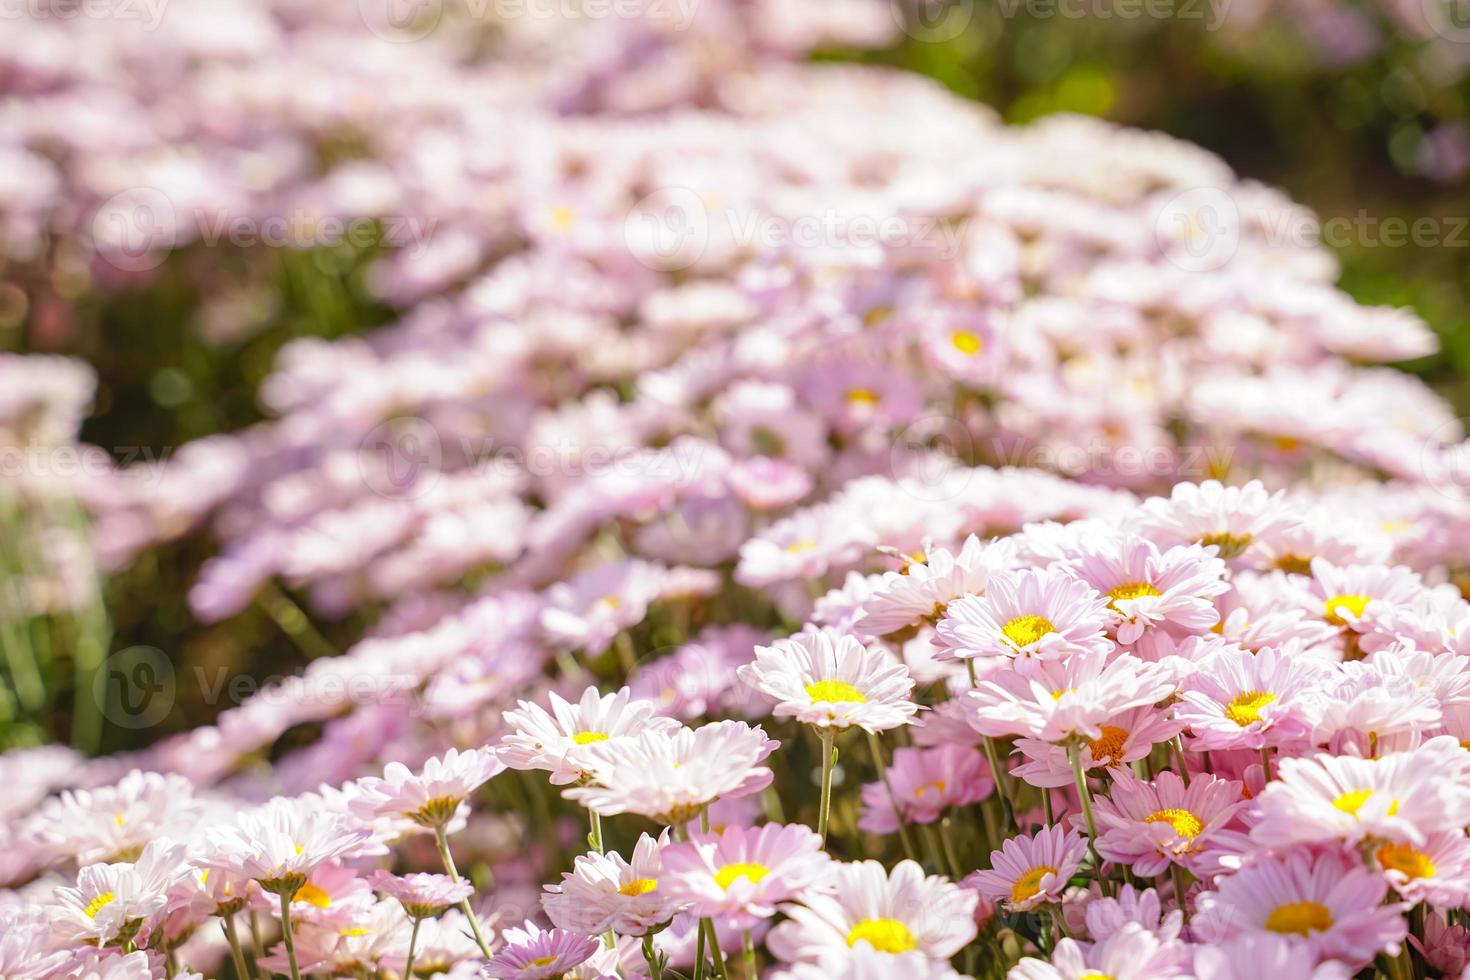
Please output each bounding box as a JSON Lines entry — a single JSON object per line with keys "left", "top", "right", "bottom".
{"left": 1197, "top": 531, "right": 1253, "bottom": 559}
{"left": 549, "top": 204, "right": 576, "bottom": 233}
{"left": 1377, "top": 843, "right": 1436, "bottom": 879}
{"left": 714, "top": 863, "right": 770, "bottom": 889}
{"left": 785, "top": 539, "right": 819, "bottom": 554}
{"left": 1224, "top": 690, "right": 1276, "bottom": 727}
{"left": 950, "top": 330, "right": 983, "bottom": 355}
{"left": 1106, "top": 581, "right": 1161, "bottom": 610}
{"left": 1079, "top": 975, "right": 1117, "bottom": 980}
{"left": 1010, "top": 865, "right": 1057, "bottom": 905}
{"left": 805, "top": 679, "right": 867, "bottom": 703}
{"left": 572, "top": 731, "right": 609, "bottom": 745}
{"left": 863, "top": 306, "right": 894, "bottom": 327}
{"left": 1002, "top": 614, "right": 1056, "bottom": 649}
{"left": 1145, "top": 808, "right": 1204, "bottom": 839}
{"left": 1333, "top": 789, "right": 1374, "bottom": 815}
{"left": 1324, "top": 594, "right": 1371, "bottom": 626}
{"left": 84, "top": 892, "right": 117, "bottom": 919}
{"left": 914, "top": 780, "right": 947, "bottom": 799}
{"left": 339, "top": 926, "right": 372, "bottom": 937}
{"left": 295, "top": 883, "right": 332, "bottom": 908}
{"left": 1265, "top": 900, "right": 1334, "bottom": 935}
{"left": 847, "top": 388, "right": 880, "bottom": 407}
{"left": 846, "top": 918, "right": 917, "bottom": 954}
{"left": 619, "top": 878, "right": 658, "bottom": 896}
{"left": 1087, "top": 725, "right": 1130, "bottom": 766}
{"left": 530, "top": 954, "right": 559, "bottom": 967}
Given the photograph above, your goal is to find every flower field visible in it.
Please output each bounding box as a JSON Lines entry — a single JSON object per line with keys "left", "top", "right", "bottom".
{"left": 4, "top": 1, "right": 1470, "bottom": 978}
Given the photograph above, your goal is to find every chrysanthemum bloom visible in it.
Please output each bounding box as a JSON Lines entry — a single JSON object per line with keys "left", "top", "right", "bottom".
{"left": 498, "top": 685, "right": 680, "bottom": 785}
{"left": 368, "top": 871, "right": 474, "bottom": 919}
{"left": 858, "top": 744, "right": 993, "bottom": 833}
{"left": 482, "top": 921, "right": 600, "bottom": 980}
{"left": 968, "top": 824, "right": 1087, "bottom": 912}
{"left": 737, "top": 629, "right": 918, "bottom": 732}
{"left": 349, "top": 746, "right": 504, "bottom": 832}
{"left": 257, "top": 898, "right": 409, "bottom": 976}
{"left": 1079, "top": 885, "right": 1182, "bottom": 944}
{"left": 1013, "top": 706, "right": 1184, "bottom": 788}
{"left": 1132, "top": 479, "right": 1302, "bottom": 562}
{"left": 1174, "top": 644, "right": 1325, "bottom": 750}
{"left": 200, "top": 798, "right": 371, "bottom": 896}
{"left": 1090, "top": 770, "right": 1246, "bottom": 877}
{"left": 855, "top": 535, "right": 1015, "bottom": 636}
{"left": 769, "top": 947, "right": 966, "bottom": 980}
{"left": 48, "top": 838, "right": 188, "bottom": 948}
{"left": 540, "top": 559, "right": 664, "bottom": 655}
{"left": 766, "top": 859, "right": 978, "bottom": 963}
{"left": 1410, "top": 912, "right": 1470, "bottom": 977}
{"left": 564, "top": 720, "right": 777, "bottom": 824}
{"left": 1250, "top": 742, "right": 1470, "bottom": 849}
{"left": 1192, "top": 848, "right": 1407, "bottom": 964}
{"left": 1371, "top": 831, "right": 1470, "bottom": 908}
{"left": 542, "top": 831, "right": 687, "bottom": 936}
{"left": 1308, "top": 663, "right": 1443, "bottom": 751}
{"left": 253, "top": 861, "right": 374, "bottom": 928}
{"left": 32, "top": 769, "right": 202, "bottom": 865}
{"left": 966, "top": 650, "right": 1174, "bottom": 742}
{"left": 936, "top": 568, "right": 1111, "bottom": 662}
{"left": 1292, "top": 557, "right": 1425, "bottom": 634}
{"left": 659, "top": 823, "right": 831, "bottom": 929}
{"left": 1063, "top": 537, "right": 1227, "bottom": 644}
{"left": 1008, "top": 923, "right": 1193, "bottom": 980}
{"left": 1191, "top": 933, "right": 1354, "bottom": 980}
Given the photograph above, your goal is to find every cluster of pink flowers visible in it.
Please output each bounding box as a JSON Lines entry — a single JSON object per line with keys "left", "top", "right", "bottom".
{"left": 5, "top": 1, "right": 1470, "bottom": 979}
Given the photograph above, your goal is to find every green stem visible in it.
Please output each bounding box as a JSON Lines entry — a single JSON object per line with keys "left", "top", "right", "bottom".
{"left": 817, "top": 727, "right": 837, "bottom": 846}
{"left": 702, "top": 917, "right": 727, "bottom": 979}
{"left": 1067, "top": 739, "right": 1112, "bottom": 898}
{"left": 433, "top": 826, "right": 494, "bottom": 958}
{"left": 981, "top": 736, "right": 1018, "bottom": 833}
{"left": 403, "top": 916, "right": 421, "bottom": 979}
{"left": 864, "top": 730, "right": 919, "bottom": 862}
{"left": 589, "top": 808, "right": 605, "bottom": 854}
{"left": 278, "top": 891, "right": 302, "bottom": 980}
{"left": 1171, "top": 863, "right": 1191, "bottom": 924}
{"left": 742, "top": 928, "right": 756, "bottom": 979}
{"left": 936, "top": 816, "right": 965, "bottom": 880}
{"left": 1172, "top": 736, "right": 1192, "bottom": 788}
{"left": 222, "top": 913, "right": 252, "bottom": 980}
{"left": 257, "top": 581, "right": 335, "bottom": 660}
{"left": 643, "top": 934, "right": 665, "bottom": 980}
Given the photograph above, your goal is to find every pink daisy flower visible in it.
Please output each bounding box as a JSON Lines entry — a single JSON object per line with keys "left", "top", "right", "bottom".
{"left": 1293, "top": 557, "right": 1425, "bottom": 634}
{"left": 540, "top": 559, "right": 665, "bottom": 655}
{"left": 200, "top": 798, "right": 371, "bottom": 896}
{"left": 855, "top": 535, "right": 1015, "bottom": 637}
{"left": 1132, "top": 479, "right": 1302, "bottom": 563}
{"left": 1008, "top": 923, "right": 1192, "bottom": 980}
{"left": 1251, "top": 743, "right": 1470, "bottom": 849}
{"left": 1192, "top": 933, "right": 1354, "bottom": 980}
{"left": 1012, "top": 705, "right": 1184, "bottom": 788}
{"left": 1079, "top": 885, "right": 1182, "bottom": 944}
{"left": 737, "top": 629, "right": 918, "bottom": 732}
{"left": 659, "top": 823, "right": 831, "bottom": 929}
{"left": 936, "top": 568, "right": 1112, "bottom": 662}
{"left": 48, "top": 839, "right": 188, "bottom": 948}
{"left": 766, "top": 859, "right": 978, "bottom": 963}
{"left": 1193, "top": 848, "right": 1407, "bottom": 965}
{"left": 368, "top": 871, "right": 474, "bottom": 919}
{"left": 858, "top": 744, "right": 993, "bottom": 834}
{"left": 969, "top": 824, "right": 1087, "bottom": 912}
{"left": 966, "top": 650, "right": 1175, "bottom": 742}
{"left": 565, "top": 720, "right": 777, "bottom": 824}
{"left": 482, "top": 921, "right": 599, "bottom": 980}
{"left": 498, "top": 685, "right": 680, "bottom": 785}
{"left": 1090, "top": 770, "right": 1247, "bottom": 877}
{"left": 1371, "top": 831, "right": 1470, "bottom": 908}
{"left": 349, "top": 746, "right": 504, "bottom": 831}
{"left": 1063, "top": 537, "right": 1227, "bottom": 644}
{"left": 542, "top": 831, "right": 687, "bottom": 936}
{"left": 1174, "top": 644, "right": 1326, "bottom": 750}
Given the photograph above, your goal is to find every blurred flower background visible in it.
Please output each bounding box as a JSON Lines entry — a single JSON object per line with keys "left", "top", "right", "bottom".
{"left": 5, "top": 0, "right": 1470, "bottom": 976}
